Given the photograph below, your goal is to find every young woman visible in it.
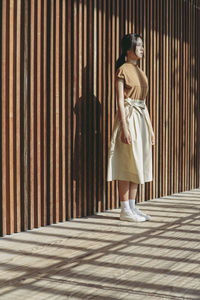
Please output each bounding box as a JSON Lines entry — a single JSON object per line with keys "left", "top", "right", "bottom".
{"left": 107, "top": 33, "right": 155, "bottom": 222}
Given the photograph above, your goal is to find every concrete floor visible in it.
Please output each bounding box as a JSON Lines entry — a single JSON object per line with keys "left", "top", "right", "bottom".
{"left": 0, "top": 188, "right": 200, "bottom": 300}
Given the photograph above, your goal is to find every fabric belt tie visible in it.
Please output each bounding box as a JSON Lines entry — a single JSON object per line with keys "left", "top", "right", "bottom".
{"left": 124, "top": 97, "right": 152, "bottom": 140}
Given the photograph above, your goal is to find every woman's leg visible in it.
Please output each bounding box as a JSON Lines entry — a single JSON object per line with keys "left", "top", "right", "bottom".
{"left": 128, "top": 181, "right": 151, "bottom": 220}
{"left": 118, "top": 180, "right": 133, "bottom": 218}
{"left": 118, "top": 180, "right": 129, "bottom": 201}
{"left": 129, "top": 181, "right": 138, "bottom": 199}
{"left": 118, "top": 180, "right": 146, "bottom": 222}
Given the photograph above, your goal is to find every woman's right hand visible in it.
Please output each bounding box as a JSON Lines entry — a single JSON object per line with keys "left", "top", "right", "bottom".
{"left": 121, "top": 128, "right": 132, "bottom": 144}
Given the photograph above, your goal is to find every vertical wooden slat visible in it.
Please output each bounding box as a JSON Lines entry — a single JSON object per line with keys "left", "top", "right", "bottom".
{"left": 165, "top": 0, "right": 169, "bottom": 195}
{"left": 196, "top": 0, "right": 200, "bottom": 187}
{"left": 111, "top": 0, "right": 116, "bottom": 208}
{"left": 152, "top": 0, "right": 156, "bottom": 199}
{"left": 88, "top": 0, "right": 93, "bottom": 215}
{"left": 71, "top": 1, "right": 79, "bottom": 218}
{"left": 132, "top": 0, "right": 135, "bottom": 33}
{"left": 174, "top": 0, "right": 178, "bottom": 193}
{"left": 159, "top": 0, "right": 163, "bottom": 198}
{"left": 76, "top": 0, "right": 82, "bottom": 218}
{"left": 102, "top": 0, "right": 106, "bottom": 211}
{"left": 67, "top": 0, "right": 72, "bottom": 219}
{"left": 185, "top": 0, "right": 188, "bottom": 191}
{"left": 128, "top": 0, "right": 132, "bottom": 33}
{"left": 155, "top": 0, "right": 159, "bottom": 198}
{"left": 171, "top": 0, "right": 175, "bottom": 194}
{"left": 30, "top": 0, "right": 35, "bottom": 229}
{"left": 93, "top": 0, "right": 98, "bottom": 211}
{"left": 83, "top": 0, "right": 87, "bottom": 216}
{"left": 167, "top": 0, "right": 171, "bottom": 195}
{"left": 187, "top": 1, "right": 191, "bottom": 190}
{"left": 182, "top": 0, "right": 186, "bottom": 192}
{"left": 72, "top": 0, "right": 77, "bottom": 218}
{"left": 43, "top": 0, "right": 47, "bottom": 226}
{"left": 16, "top": 0, "right": 21, "bottom": 233}
{"left": 107, "top": 0, "right": 111, "bottom": 209}
{"left": 191, "top": 1, "right": 195, "bottom": 188}
{"left": 61, "top": 0, "right": 66, "bottom": 221}
{"left": 55, "top": 0, "right": 60, "bottom": 222}
{"left": 50, "top": 0, "right": 54, "bottom": 224}
{"left": 179, "top": 0, "right": 183, "bottom": 192}
{"left": 8, "top": 0, "right": 14, "bottom": 234}
{"left": 194, "top": 0, "right": 197, "bottom": 187}
{"left": 36, "top": 0, "right": 42, "bottom": 227}
{"left": 162, "top": 0, "right": 167, "bottom": 196}
{"left": 97, "top": 0, "right": 103, "bottom": 212}
{"left": 23, "top": 0, "right": 29, "bottom": 230}
{"left": 1, "top": 0, "right": 8, "bottom": 236}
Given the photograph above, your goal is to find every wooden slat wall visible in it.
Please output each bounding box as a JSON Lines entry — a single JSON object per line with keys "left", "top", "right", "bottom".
{"left": 1, "top": 0, "right": 200, "bottom": 236}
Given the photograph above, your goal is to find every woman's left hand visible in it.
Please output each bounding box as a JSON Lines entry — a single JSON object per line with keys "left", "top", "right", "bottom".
{"left": 151, "top": 132, "right": 155, "bottom": 145}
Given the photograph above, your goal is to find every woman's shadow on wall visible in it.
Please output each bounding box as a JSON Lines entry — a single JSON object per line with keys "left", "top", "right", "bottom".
{"left": 72, "top": 66, "right": 103, "bottom": 216}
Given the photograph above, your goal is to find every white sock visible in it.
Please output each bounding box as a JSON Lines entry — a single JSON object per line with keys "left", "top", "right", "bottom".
{"left": 129, "top": 199, "right": 135, "bottom": 209}
{"left": 120, "top": 200, "right": 130, "bottom": 210}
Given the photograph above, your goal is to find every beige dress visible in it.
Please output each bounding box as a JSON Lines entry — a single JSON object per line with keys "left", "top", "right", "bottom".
{"left": 106, "top": 62, "right": 153, "bottom": 184}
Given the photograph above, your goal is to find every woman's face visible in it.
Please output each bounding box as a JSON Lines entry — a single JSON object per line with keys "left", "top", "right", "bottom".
{"left": 127, "top": 37, "right": 144, "bottom": 60}
{"left": 135, "top": 38, "right": 144, "bottom": 58}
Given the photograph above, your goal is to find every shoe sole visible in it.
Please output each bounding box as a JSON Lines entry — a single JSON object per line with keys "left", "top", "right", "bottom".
{"left": 131, "top": 209, "right": 151, "bottom": 221}
{"left": 120, "top": 216, "right": 146, "bottom": 222}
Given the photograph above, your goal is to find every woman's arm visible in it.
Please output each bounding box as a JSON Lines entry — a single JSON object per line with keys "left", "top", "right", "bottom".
{"left": 144, "top": 105, "right": 154, "bottom": 134}
{"left": 115, "top": 78, "right": 127, "bottom": 130}
{"left": 115, "top": 78, "right": 131, "bottom": 144}
{"left": 144, "top": 105, "right": 155, "bottom": 145}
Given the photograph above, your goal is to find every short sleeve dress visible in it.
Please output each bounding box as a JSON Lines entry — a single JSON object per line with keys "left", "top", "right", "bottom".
{"left": 106, "top": 62, "right": 153, "bottom": 184}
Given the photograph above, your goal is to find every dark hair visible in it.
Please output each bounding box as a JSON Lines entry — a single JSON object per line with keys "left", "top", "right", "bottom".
{"left": 115, "top": 33, "right": 143, "bottom": 71}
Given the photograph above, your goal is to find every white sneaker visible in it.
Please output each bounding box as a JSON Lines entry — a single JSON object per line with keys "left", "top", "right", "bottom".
{"left": 120, "top": 208, "right": 146, "bottom": 222}
{"left": 131, "top": 207, "right": 151, "bottom": 221}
